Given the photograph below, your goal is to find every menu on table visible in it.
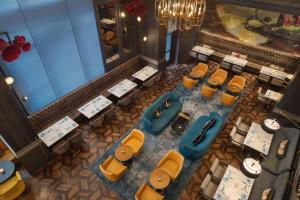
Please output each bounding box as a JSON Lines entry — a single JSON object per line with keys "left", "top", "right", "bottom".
{"left": 38, "top": 116, "right": 79, "bottom": 147}
{"left": 223, "top": 55, "right": 248, "bottom": 67}
{"left": 214, "top": 165, "right": 254, "bottom": 200}
{"left": 264, "top": 90, "right": 283, "bottom": 102}
{"left": 132, "top": 66, "right": 158, "bottom": 81}
{"left": 260, "top": 66, "right": 288, "bottom": 80}
{"left": 192, "top": 45, "right": 215, "bottom": 56}
{"left": 108, "top": 79, "right": 137, "bottom": 98}
{"left": 244, "top": 122, "right": 273, "bottom": 155}
{"left": 78, "top": 95, "right": 112, "bottom": 119}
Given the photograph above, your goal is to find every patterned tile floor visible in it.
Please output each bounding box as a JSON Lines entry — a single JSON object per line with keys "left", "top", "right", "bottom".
{"left": 19, "top": 62, "right": 269, "bottom": 200}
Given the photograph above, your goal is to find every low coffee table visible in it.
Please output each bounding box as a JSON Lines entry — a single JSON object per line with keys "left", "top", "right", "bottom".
{"left": 241, "top": 157, "right": 262, "bottom": 178}
{"left": 115, "top": 145, "right": 134, "bottom": 164}
{"left": 171, "top": 112, "right": 190, "bottom": 133}
{"left": 149, "top": 169, "right": 170, "bottom": 191}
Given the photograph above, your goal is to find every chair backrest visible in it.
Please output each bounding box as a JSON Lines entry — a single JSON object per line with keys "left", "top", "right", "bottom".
{"left": 201, "top": 174, "right": 211, "bottom": 191}
{"left": 210, "top": 158, "right": 219, "bottom": 173}
{"left": 119, "top": 91, "right": 136, "bottom": 106}
{"left": 183, "top": 76, "right": 198, "bottom": 89}
{"left": 220, "top": 92, "right": 236, "bottom": 106}
{"left": 229, "top": 75, "right": 246, "bottom": 89}
{"left": 230, "top": 126, "right": 237, "bottom": 139}
{"left": 235, "top": 116, "right": 242, "bottom": 127}
{"left": 131, "top": 129, "right": 145, "bottom": 142}
{"left": 201, "top": 85, "right": 216, "bottom": 98}
{"left": 196, "top": 63, "right": 208, "bottom": 71}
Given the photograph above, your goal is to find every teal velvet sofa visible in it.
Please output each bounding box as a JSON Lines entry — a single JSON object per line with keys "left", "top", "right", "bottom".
{"left": 142, "top": 92, "right": 182, "bottom": 135}
{"left": 179, "top": 112, "right": 223, "bottom": 160}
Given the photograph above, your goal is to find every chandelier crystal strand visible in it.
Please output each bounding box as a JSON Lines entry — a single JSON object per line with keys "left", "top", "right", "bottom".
{"left": 155, "top": 0, "right": 206, "bottom": 31}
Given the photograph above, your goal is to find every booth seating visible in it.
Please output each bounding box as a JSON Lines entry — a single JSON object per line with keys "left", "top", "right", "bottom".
{"left": 209, "top": 158, "right": 228, "bottom": 183}
{"left": 121, "top": 129, "right": 144, "bottom": 156}
{"left": 183, "top": 76, "right": 198, "bottom": 89}
{"left": 229, "top": 127, "right": 245, "bottom": 148}
{"left": 209, "top": 69, "right": 228, "bottom": 86}
{"left": 200, "top": 174, "right": 219, "bottom": 200}
{"left": 135, "top": 183, "right": 164, "bottom": 200}
{"left": 201, "top": 84, "right": 217, "bottom": 98}
{"left": 0, "top": 171, "right": 26, "bottom": 200}
{"left": 261, "top": 127, "right": 299, "bottom": 175}
{"left": 99, "top": 155, "right": 128, "bottom": 182}
{"left": 142, "top": 92, "right": 182, "bottom": 135}
{"left": 179, "top": 112, "right": 223, "bottom": 160}
{"left": 156, "top": 150, "right": 184, "bottom": 181}
{"left": 220, "top": 92, "right": 238, "bottom": 107}
{"left": 257, "top": 87, "right": 267, "bottom": 104}
{"left": 189, "top": 63, "right": 208, "bottom": 80}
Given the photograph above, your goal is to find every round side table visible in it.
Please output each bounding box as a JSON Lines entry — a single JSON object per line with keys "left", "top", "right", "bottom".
{"left": 241, "top": 157, "right": 262, "bottom": 178}
{"left": 262, "top": 118, "right": 280, "bottom": 134}
{"left": 149, "top": 169, "right": 170, "bottom": 191}
{"left": 115, "top": 145, "right": 134, "bottom": 164}
{"left": 0, "top": 161, "right": 15, "bottom": 184}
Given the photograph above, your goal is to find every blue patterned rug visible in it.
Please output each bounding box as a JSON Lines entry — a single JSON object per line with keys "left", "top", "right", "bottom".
{"left": 92, "top": 80, "right": 239, "bottom": 200}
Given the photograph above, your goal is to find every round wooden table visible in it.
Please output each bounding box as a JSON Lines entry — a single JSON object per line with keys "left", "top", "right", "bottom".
{"left": 0, "top": 161, "right": 15, "bottom": 184}
{"left": 149, "top": 169, "right": 170, "bottom": 190}
{"left": 115, "top": 145, "right": 134, "bottom": 162}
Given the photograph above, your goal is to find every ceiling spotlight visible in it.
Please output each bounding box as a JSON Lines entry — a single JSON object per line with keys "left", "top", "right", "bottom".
{"left": 143, "top": 36, "right": 147, "bottom": 42}
{"left": 120, "top": 12, "right": 126, "bottom": 18}
{"left": 137, "top": 16, "right": 142, "bottom": 22}
{"left": 5, "top": 76, "right": 14, "bottom": 85}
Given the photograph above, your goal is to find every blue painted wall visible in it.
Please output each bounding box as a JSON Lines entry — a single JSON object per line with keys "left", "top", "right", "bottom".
{"left": 0, "top": 0, "right": 105, "bottom": 114}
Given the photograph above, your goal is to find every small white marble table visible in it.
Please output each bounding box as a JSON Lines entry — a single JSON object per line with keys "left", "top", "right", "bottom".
{"left": 242, "top": 158, "right": 262, "bottom": 178}
{"left": 192, "top": 45, "right": 215, "bottom": 56}
{"left": 132, "top": 66, "right": 158, "bottom": 81}
{"left": 78, "top": 95, "right": 112, "bottom": 119}
{"left": 100, "top": 18, "right": 116, "bottom": 25}
{"left": 244, "top": 122, "right": 273, "bottom": 156}
{"left": 260, "top": 66, "right": 288, "bottom": 80}
{"left": 108, "top": 79, "right": 137, "bottom": 98}
{"left": 223, "top": 55, "right": 248, "bottom": 67}
{"left": 264, "top": 89, "right": 283, "bottom": 102}
{"left": 263, "top": 119, "right": 280, "bottom": 132}
{"left": 214, "top": 165, "right": 254, "bottom": 200}
{"left": 38, "top": 116, "right": 79, "bottom": 147}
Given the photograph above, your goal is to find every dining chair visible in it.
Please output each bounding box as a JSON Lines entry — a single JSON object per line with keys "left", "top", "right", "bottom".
{"left": 231, "top": 65, "right": 243, "bottom": 74}
{"left": 220, "top": 61, "right": 231, "bottom": 70}
{"left": 235, "top": 116, "right": 250, "bottom": 136}
{"left": 135, "top": 183, "right": 164, "bottom": 200}
{"left": 270, "top": 78, "right": 284, "bottom": 87}
{"left": 258, "top": 73, "right": 270, "bottom": 83}
{"left": 89, "top": 114, "right": 105, "bottom": 128}
{"left": 99, "top": 155, "right": 128, "bottom": 182}
{"left": 52, "top": 139, "right": 71, "bottom": 165}
{"left": 209, "top": 158, "right": 228, "bottom": 183}
{"left": 121, "top": 129, "right": 145, "bottom": 156}
{"left": 200, "top": 174, "right": 219, "bottom": 200}
{"left": 230, "top": 127, "right": 245, "bottom": 148}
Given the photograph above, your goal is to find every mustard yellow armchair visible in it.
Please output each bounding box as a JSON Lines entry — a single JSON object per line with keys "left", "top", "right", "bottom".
{"left": 210, "top": 69, "right": 228, "bottom": 85}
{"left": 135, "top": 183, "right": 164, "bottom": 200}
{"left": 157, "top": 150, "right": 184, "bottom": 181}
{"left": 190, "top": 63, "right": 208, "bottom": 79}
{"left": 201, "top": 84, "right": 217, "bottom": 98}
{"left": 121, "top": 129, "right": 145, "bottom": 155}
{"left": 99, "top": 155, "right": 128, "bottom": 182}
{"left": 228, "top": 75, "right": 246, "bottom": 90}
{"left": 0, "top": 171, "right": 26, "bottom": 200}
{"left": 183, "top": 76, "right": 198, "bottom": 89}
{"left": 220, "top": 92, "right": 238, "bottom": 107}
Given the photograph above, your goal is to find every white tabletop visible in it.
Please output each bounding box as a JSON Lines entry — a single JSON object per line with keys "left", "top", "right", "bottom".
{"left": 223, "top": 55, "right": 248, "bottom": 67}
{"left": 264, "top": 89, "right": 283, "bottom": 102}
{"left": 214, "top": 165, "right": 254, "bottom": 200}
{"left": 260, "top": 66, "right": 288, "bottom": 80}
{"left": 38, "top": 116, "right": 79, "bottom": 147}
{"left": 108, "top": 79, "right": 137, "bottom": 98}
{"left": 244, "top": 122, "right": 273, "bottom": 155}
{"left": 78, "top": 95, "right": 112, "bottom": 119}
{"left": 132, "top": 66, "right": 158, "bottom": 81}
{"left": 100, "top": 18, "right": 116, "bottom": 25}
{"left": 192, "top": 45, "right": 215, "bottom": 56}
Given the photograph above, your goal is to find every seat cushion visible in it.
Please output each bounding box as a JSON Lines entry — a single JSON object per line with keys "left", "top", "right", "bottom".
{"left": 204, "top": 182, "right": 218, "bottom": 198}
{"left": 237, "top": 123, "right": 250, "bottom": 134}
{"left": 106, "top": 159, "right": 126, "bottom": 174}
{"left": 123, "top": 138, "right": 142, "bottom": 153}
{"left": 159, "top": 160, "right": 179, "bottom": 178}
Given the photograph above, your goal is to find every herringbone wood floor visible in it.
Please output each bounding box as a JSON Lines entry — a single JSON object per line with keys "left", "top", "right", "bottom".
{"left": 19, "top": 62, "right": 268, "bottom": 200}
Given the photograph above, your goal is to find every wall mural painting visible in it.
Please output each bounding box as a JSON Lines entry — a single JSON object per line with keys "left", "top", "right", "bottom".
{"left": 201, "top": 3, "right": 300, "bottom": 56}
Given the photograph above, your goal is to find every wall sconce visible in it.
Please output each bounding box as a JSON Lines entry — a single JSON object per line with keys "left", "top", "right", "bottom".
{"left": 143, "top": 36, "right": 147, "bottom": 42}
{"left": 137, "top": 16, "right": 142, "bottom": 22}
{"left": 0, "top": 32, "right": 31, "bottom": 62}
{"left": 120, "top": 12, "right": 126, "bottom": 18}
{"left": 5, "top": 76, "right": 14, "bottom": 85}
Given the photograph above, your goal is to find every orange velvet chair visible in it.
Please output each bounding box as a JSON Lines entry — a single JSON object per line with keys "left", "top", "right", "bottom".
{"left": 183, "top": 76, "right": 198, "bottom": 89}
{"left": 227, "top": 75, "right": 246, "bottom": 91}
{"left": 220, "top": 92, "right": 238, "bottom": 107}
{"left": 99, "top": 155, "right": 128, "bottom": 182}
{"left": 190, "top": 63, "right": 208, "bottom": 79}
{"left": 121, "top": 129, "right": 145, "bottom": 155}
{"left": 201, "top": 84, "right": 217, "bottom": 98}
{"left": 156, "top": 150, "right": 184, "bottom": 181}
{"left": 135, "top": 183, "right": 164, "bottom": 200}
{"left": 209, "top": 69, "right": 228, "bottom": 85}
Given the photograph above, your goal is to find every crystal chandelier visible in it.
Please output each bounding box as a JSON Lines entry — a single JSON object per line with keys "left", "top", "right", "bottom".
{"left": 155, "top": 0, "right": 206, "bottom": 31}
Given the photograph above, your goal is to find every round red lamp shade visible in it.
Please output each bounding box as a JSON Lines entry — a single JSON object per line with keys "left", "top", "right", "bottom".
{"left": 0, "top": 39, "right": 21, "bottom": 62}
